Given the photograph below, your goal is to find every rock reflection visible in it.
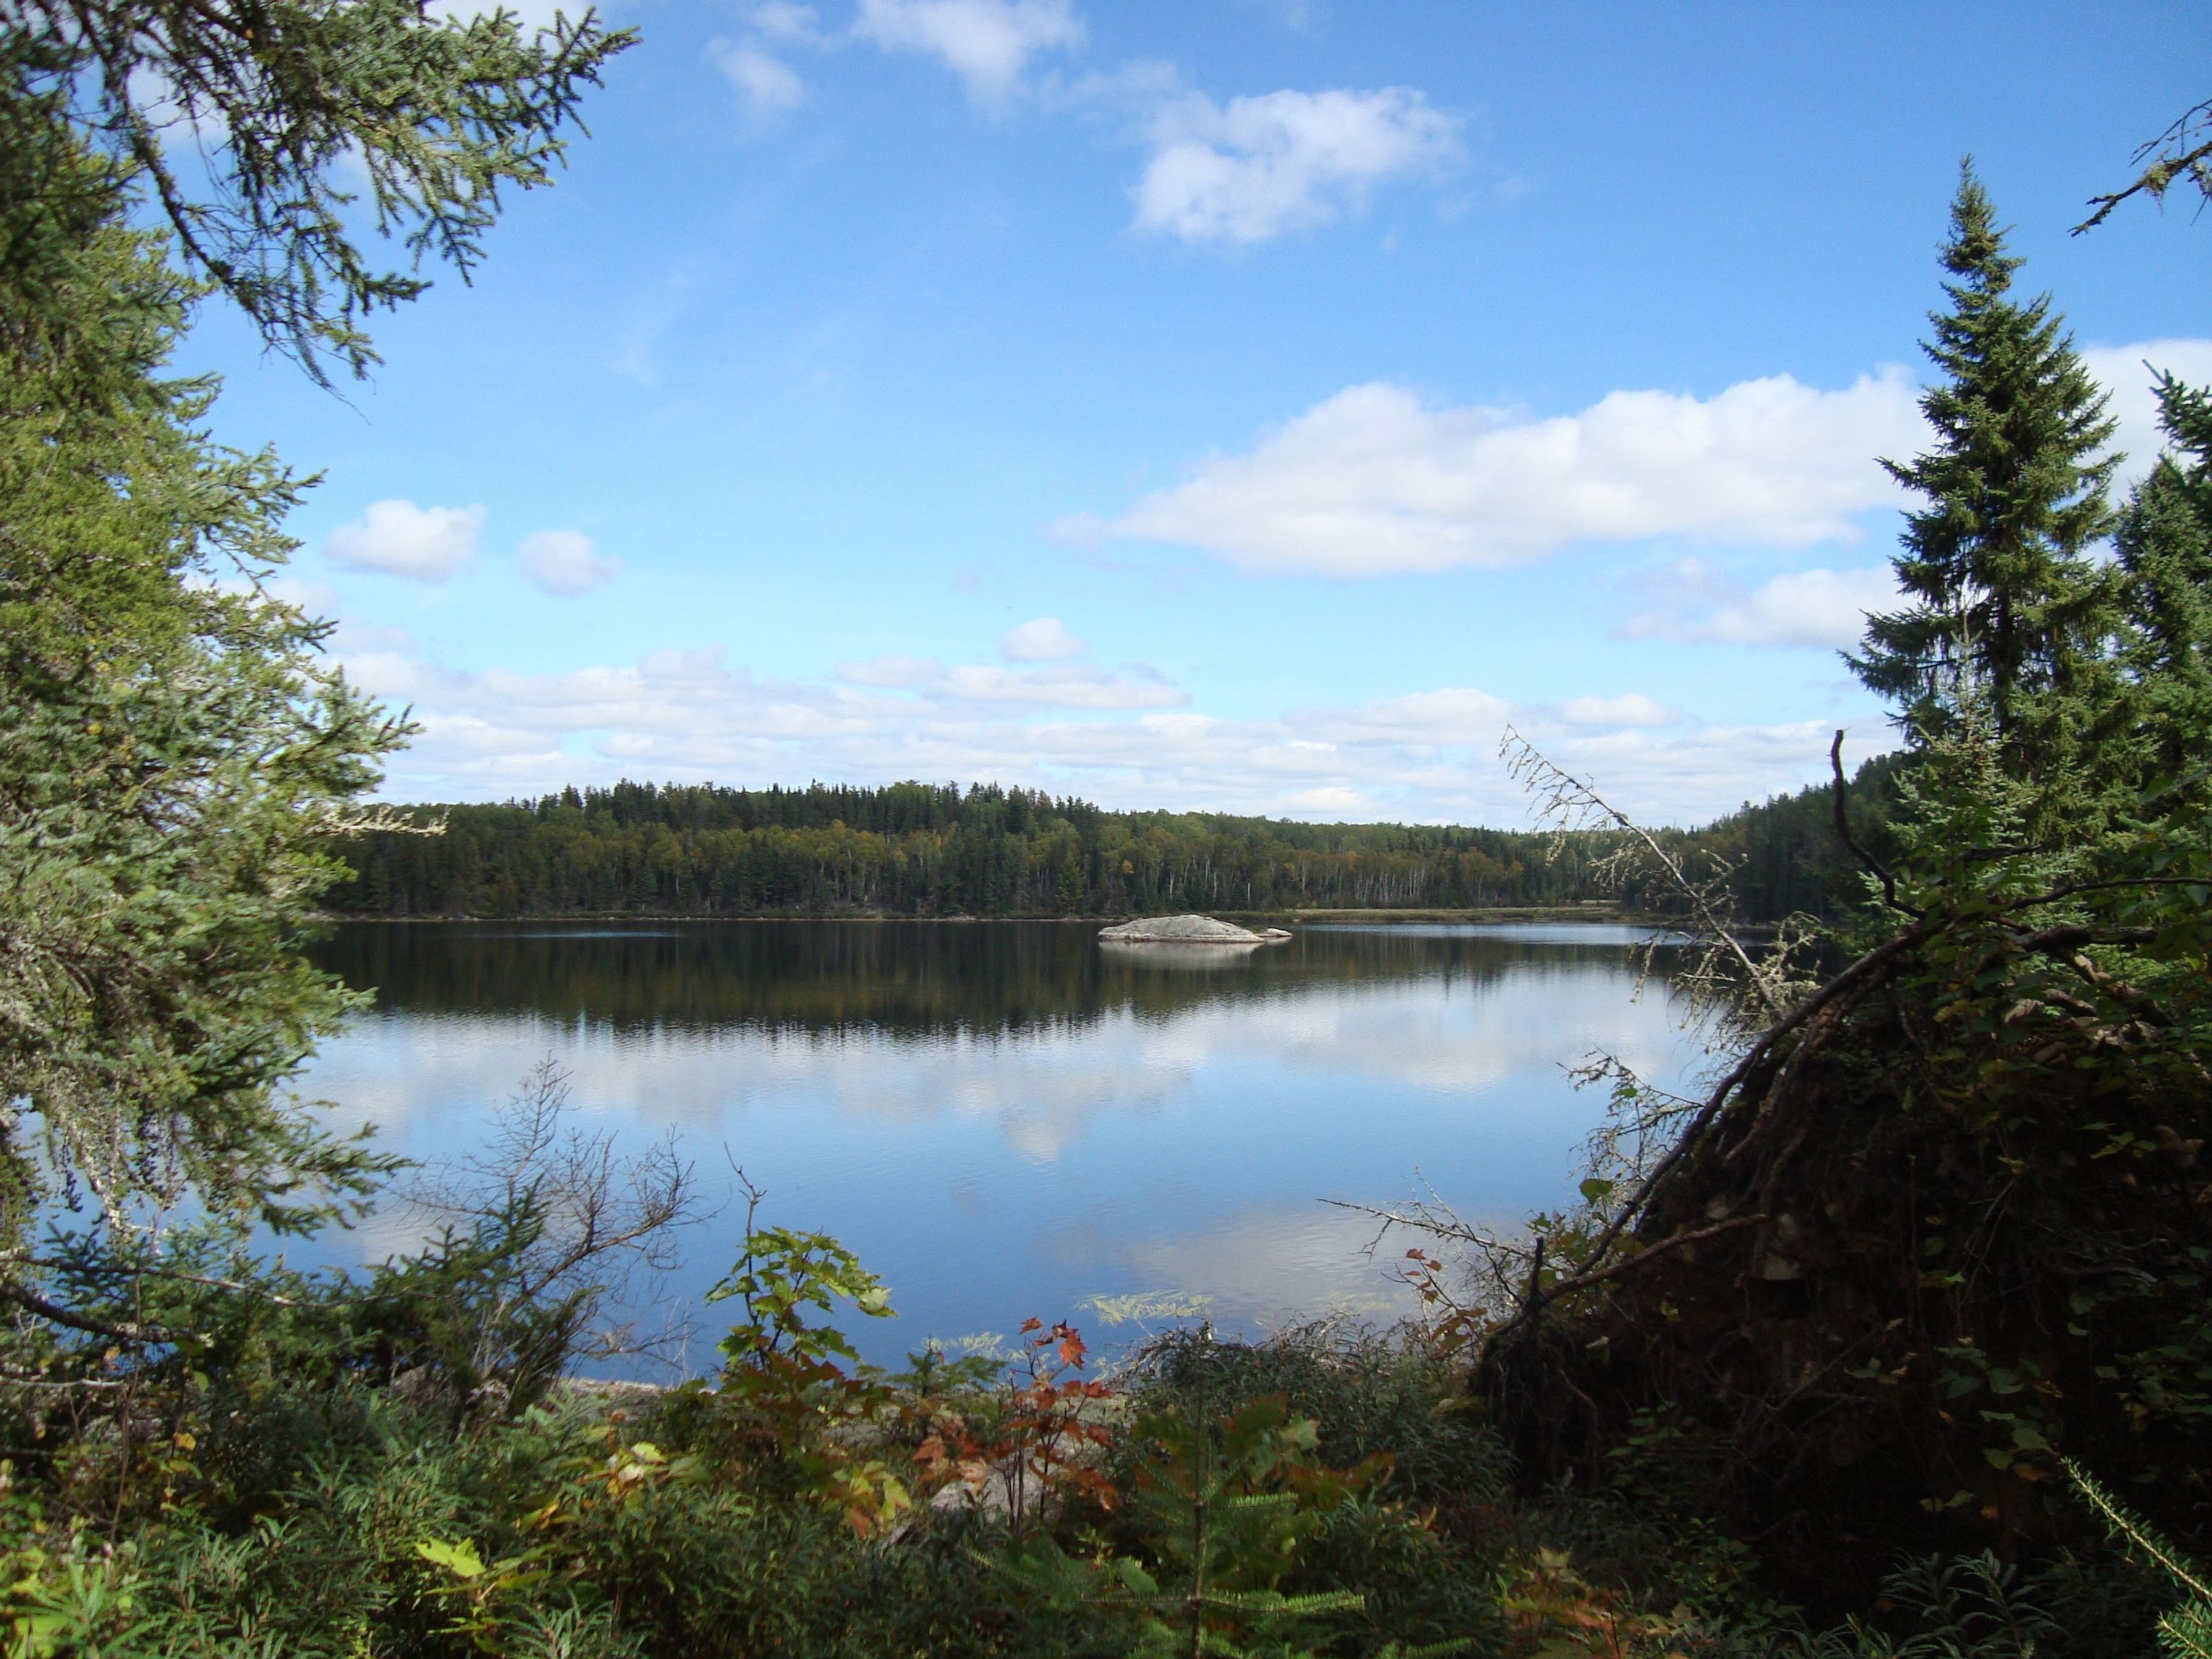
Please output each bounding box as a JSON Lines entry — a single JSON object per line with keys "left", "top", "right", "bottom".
{"left": 1096, "top": 940, "right": 1264, "bottom": 971}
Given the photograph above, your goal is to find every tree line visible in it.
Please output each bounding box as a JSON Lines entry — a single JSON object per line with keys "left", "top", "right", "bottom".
{"left": 325, "top": 768, "right": 1904, "bottom": 922}
{"left": 329, "top": 779, "right": 1614, "bottom": 918}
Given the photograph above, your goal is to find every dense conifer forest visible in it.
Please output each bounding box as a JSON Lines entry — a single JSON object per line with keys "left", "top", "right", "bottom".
{"left": 326, "top": 763, "right": 1902, "bottom": 923}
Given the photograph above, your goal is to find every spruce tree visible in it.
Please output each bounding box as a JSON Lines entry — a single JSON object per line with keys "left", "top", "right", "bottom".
{"left": 0, "top": 0, "right": 627, "bottom": 1313}
{"left": 1852, "top": 167, "right": 2119, "bottom": 775}
{"left": 2111, "top": 373, "right": 2212, "bottom": 790}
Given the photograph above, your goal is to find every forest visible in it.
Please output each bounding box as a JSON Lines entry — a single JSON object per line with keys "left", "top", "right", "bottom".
{"left": 3, "top": 0, "right": 2210, "bottom": 1654}
{"left": 323, "top": 765, "right": 1894, "bottom": 923}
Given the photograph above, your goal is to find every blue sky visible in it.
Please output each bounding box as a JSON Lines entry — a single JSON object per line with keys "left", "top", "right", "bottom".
{"left": 189, "top": 0, "right": 2212, "bottom": 825}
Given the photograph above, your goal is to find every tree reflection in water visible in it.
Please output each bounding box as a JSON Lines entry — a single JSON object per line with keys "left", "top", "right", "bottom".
{"left": 300, "top": 922, "right": 1705, "bottom": 1370}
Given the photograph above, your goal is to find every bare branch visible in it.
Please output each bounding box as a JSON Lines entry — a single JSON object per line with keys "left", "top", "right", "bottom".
{"left": 2075, "top": 99, "right": 2212, "bottom": 234}
{"left": 1501, "top": 726, "right": 1789, "bottom": 1020}
{"left": 1482, "top": 1213, "right": 1770, "bottom": 1353}
{"left": 1830, "top": 729, "right": 1912, "bottom": 916}
{"left": 396, "top": 1059, "right": 704, "bottom": 1364}
{"left": 305, "top": 804, "right": 445, "bottom": 838}
{"left": 0, "top": 1279, "right": 179, "bottom": 1346}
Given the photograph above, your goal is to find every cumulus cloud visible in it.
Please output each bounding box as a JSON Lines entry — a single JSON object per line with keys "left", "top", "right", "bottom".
{"left": 1561, "top": 693, "right": 1678, "bottom": 728}
{"left": 518, "top": 530, "right": 622, "bottom": 596}
{"left": 854, "top": 0, "right": 1082, "bottom": 102}
{"left": 329, "top": 619, "right": 414, "bottom": 654}
{"left": 1132, "top": 86, "right": 1460, "bottom": 245}
{"left": 253, "top": 573, "right": 339, "bottom": 616}
{"left": 729, "top": 9, "right": 1459, "bottom": 246}
{"left": 1080, "top": 372, "right": 1925, "bottom": 577}
{"left": 325, "top": 500, "right": 485, "bottom": 582}
{"left": 752, "top": 1, "right": 828, "bottom": 42}
{"left": 837, "top": 652, "right": 1178, "bottom": 708}
{"left": 335, "top": 627, "right": 1870, "bottom": 827}
{"left": 1622, "top": 560, "right": 1901, "bottom": 650}
{"left": 1076, "top": 339, "right": 2212, "bottom": 584}
{"left": 2084, "top": 338, "right": 2212, "bottom": 487}
{"left": 125, "top": 65, "right": 230, "bottom": 150}
{"left": 1001, "top": 616, "right": 1086, "bottom": 661}
{"left": 711, "top": 40, "right": 806, "bottom": 117}
{"left": 1282, "top": 785, "right": 1369, "bottom": 814}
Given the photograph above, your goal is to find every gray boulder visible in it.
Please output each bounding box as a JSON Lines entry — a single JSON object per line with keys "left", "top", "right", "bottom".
{"left": 1096, "top": 914, "right": 1291, "bottom": 944}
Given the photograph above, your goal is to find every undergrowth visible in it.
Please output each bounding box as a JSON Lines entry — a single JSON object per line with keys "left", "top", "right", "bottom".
{"left": 0, "top": 1219, "right": 2188, "bottom": 1658}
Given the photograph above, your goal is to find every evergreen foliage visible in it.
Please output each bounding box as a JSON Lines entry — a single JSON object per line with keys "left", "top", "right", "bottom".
{"left": 1853, "top": 166, "right": 2118, "bottom": 802}
{"left": 3, "top": 0, "right": 632, "bottom": 381}
{"left": 2068, "top": 1461, "right": 2212, "bottom": 1659}
{"left": 1467, "top": 175, "right": 2212, "bottom": 1611}
{"left": 327, "top": 782, "right": 1622, "bottom": 918}
{"left": 0, "top": 194, "right": 410, "bottom": 1249}
{"left": 2107, "top": 372, "right": 2212, "bottom": 800}
{"left": 0, "top": 0, "right": 626, "bottom": 1322}
{"left": 324, "top": 771, "right": 1923, "bottom": 924}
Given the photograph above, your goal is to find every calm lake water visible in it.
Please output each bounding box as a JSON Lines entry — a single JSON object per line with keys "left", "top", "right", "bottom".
{"left": 300, "top": 920, "right": 1705, "bottom": 1370}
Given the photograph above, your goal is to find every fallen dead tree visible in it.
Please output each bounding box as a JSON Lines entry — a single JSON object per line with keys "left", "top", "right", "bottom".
{"left": 1456, "top": 732, "right": 2212, "bottom": 1607}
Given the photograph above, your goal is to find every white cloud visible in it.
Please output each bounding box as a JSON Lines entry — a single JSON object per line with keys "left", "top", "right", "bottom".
{"left": 329, "top": 619, "right": 414, "bottom": 654}
{"left": 944, "top": 664, "right": 1180, "bottom": 707}
{"left": 1001, "top": 616, "right": 1086, "bottom": 661}
{"left": 338, "top": 628, "right": 1874, "bottom": 827}
{"left": 2085, "top": 338, "right": 2212, "bottom": 487}
{"left": 853, "top": 0, "right": 1083, "bottom": 102}
{"left": 1599, "top": 332, "right": 2212, "bottom": 647}
{"left": 730, "top": 14, "right": 1454, "bottom": 249}
{"left": 259, "top": 574, "right": 339, "bottom": 616}
{"left": 1071, "top": 344, "right": 2212, "bottom": 585}
{"left": 836, "top": 654, "right": 941, "bottom": 688}
{"left": 836, "top": 652, "right": 1179, "bottom": 708}
{"left": 126, "top": 66, "right": 229, "bottom": 150}
{"left": 325, "top": 500, "right": 485, "bottom": 582}
{"left": 752, "top": 1, "right": 827, "bottom": 42}
{"left": 1622, "top": 559, "right": 1900, "bottom": 650}
{"left": 1081, "top": 372, "right": 1925, "bottom": 577}
{"left": 1281, "top": 785, "right": 1369, "bottom": 814}
{"left": 711, "top": 40, "right": 806, "bottom": 117}
{"left": 518, "top": 530, "right": 622, "bottom": 596}
{"left": 1560, "top": 693, "right": 1679, "bottom": 728}
{"left": 1132, "top": 86, "right": 1459, "bottom": 245}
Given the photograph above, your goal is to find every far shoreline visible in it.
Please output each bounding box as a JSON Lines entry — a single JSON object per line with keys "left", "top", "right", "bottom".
{"left": 310, "top": 903, "right": 1677, "bottom": 927}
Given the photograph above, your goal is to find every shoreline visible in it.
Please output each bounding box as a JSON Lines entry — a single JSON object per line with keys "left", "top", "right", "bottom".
{"left": 311, "top": 903, "right": 1676, "bottom": 927}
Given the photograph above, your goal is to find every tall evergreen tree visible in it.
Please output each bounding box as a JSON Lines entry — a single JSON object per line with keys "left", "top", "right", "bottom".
{"left": 0, "top": 0, "right": 628, "bottom": 1310}
{"left": 2109, "top": 372, "right": 2212, "bottom": 792}
{"left": 1852, "top": 167, "right": 2119, "bottom": 773}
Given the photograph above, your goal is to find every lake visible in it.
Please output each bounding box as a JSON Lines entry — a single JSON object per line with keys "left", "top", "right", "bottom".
{"left": 300, "top": 919, "right": 1707, "bottom": 1371}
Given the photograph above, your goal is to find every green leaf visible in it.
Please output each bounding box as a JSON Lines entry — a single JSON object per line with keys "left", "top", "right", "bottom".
{"left": 414, "top": 1538, "right": 485, "bottom": 1580}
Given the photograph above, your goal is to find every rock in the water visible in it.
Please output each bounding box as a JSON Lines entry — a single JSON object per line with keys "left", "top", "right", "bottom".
{"left": 1097, "top": 914, "right": 1291, "bottom": 944}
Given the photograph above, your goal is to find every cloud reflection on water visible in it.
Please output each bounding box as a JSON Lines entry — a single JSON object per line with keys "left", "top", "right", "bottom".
{"left": 295, "top": 923, "right": 1710, "bottom": 1361}
{"left": 306, "top": 956, "right": 1696, "bottom": 1163}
